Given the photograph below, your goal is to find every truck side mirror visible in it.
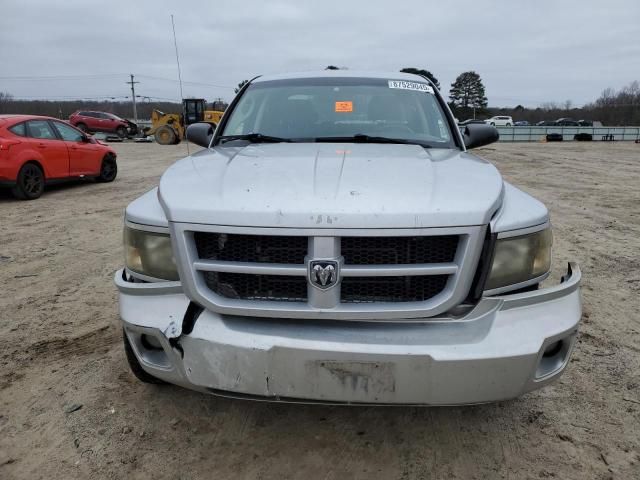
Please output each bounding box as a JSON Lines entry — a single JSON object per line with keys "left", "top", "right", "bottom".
{"left": 186, "top": 122, "right": 214, "bottom": 148}
{"left": 463, "top": 124, "right": 499, "bottom": 149}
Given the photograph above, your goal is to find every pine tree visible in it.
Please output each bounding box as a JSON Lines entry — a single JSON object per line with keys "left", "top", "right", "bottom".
{"left": 449, "top": 71, "right": 488, "bottom": 110}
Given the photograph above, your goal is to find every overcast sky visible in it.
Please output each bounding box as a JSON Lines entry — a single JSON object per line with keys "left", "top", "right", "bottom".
{"left": 1, "top": 0, "right": 639, "bottom": 107}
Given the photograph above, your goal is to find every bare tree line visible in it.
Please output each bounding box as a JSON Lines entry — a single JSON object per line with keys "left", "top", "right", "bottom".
{"left": 484, "top": 81, "right": 640, "bottom": 125}
{"left": 0, "top": 94, "right": 183, "bottom": 120}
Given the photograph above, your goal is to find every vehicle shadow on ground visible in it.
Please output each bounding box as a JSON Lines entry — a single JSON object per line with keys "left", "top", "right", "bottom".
{"left": 152, "top": 381, "right": 522, "bottom": 424}
{"left": 99, "top": 380, "right": 533, "bottom": 476}
{"left": 151, "top": 380, "right": 524, "bottom": 418}
{"left": 0, "top": 178, "right": 100, "bottom": 203}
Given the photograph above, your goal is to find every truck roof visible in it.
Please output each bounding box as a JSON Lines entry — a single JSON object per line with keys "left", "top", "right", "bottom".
{"left": 253, "top": 70, "right": 430, "bottom": 83}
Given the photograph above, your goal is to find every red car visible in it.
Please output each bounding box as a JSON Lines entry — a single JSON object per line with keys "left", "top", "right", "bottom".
{"left": 0, "top": 115, "right": 117, "bottom": 200}
{"left": 69, "top": 110, "right": 131, "bottom": 138}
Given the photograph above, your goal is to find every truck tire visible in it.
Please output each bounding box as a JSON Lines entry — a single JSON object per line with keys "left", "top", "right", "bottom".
{"left": 97, "top": 155, "right": 117, "bottom": 182}
{"left": 123, "top": 330, "right": 166, "bottom": 384}
{"left": 155, "top": 126, "right": 177, "bottom": 145}
{"left": 12, "top": 162, "right": 44, "bottom": 200}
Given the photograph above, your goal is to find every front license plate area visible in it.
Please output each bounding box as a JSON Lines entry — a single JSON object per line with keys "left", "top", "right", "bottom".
{"left": 305, "top": 360, "right": 397, "bottom": 402}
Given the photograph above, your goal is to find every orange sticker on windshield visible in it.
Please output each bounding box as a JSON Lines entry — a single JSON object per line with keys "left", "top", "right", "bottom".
{"left": 335, "top": 101, "right": 353, "bottom": 112}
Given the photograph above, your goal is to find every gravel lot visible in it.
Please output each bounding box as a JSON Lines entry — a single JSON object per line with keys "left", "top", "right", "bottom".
{"left": 1, "top": 141, "right": 639, "bottom": 479}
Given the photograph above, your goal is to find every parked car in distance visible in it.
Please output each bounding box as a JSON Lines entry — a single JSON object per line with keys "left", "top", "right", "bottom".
{"left": 555, "top": 118, "right": 580, "bottom": 126}
{"left": 514, "top": 120, "right": 529, "bottom": 126}
{"left": 116, "top": 71, "right": 581, "bottom": 405}
{"left": 69, "top": 110, "right": 134, "bottom": 138}
{"left": 0, "top": 115, "right": 117, "bottom": 199}
{"left": 536, "top": 120, "right": 557, "bottom": 126}
{"left": 458, "top": 118, "right": 487, "bottom": 126}
{"left": 577, "top": 120, "right": 602, "bottom": 127}
{"left": 485, "top": 116, "right": 513, "bottom": 126}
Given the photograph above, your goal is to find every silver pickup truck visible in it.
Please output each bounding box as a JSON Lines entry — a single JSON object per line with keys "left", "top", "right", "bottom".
{"left": 115, "top": 71, "right": 581, "bottom": 405}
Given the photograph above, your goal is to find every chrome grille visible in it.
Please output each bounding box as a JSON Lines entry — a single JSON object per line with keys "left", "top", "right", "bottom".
{"left": 341, "top": 275, "right": 449, "bottom": 303}
{"left": 174, "top": 224, "right": 486, "bottom": 321}
{"left": 195, "top": 232, "right": 306, "bottom": 264}
{"left": 341, "top": 235, "right": 458, "bottom": 265}
{"left": 203, "top": 271, "right": 307, "bottom": 302}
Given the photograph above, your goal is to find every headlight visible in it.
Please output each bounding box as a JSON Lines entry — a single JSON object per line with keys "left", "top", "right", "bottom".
{"left": 485, "top": 228, "right": 552, "bottom": 292}
{"left": 124, "top": 226, "right": 179, "bottom": 281}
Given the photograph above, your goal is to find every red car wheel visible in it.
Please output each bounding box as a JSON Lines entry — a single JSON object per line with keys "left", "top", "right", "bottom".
{"left": 12, "top": 163, "right": 44, "bottom": 200}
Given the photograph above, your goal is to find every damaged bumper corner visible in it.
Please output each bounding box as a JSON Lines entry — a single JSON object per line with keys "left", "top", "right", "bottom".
{"left": 115, "top": 263, "right": 582, "bottom": 405}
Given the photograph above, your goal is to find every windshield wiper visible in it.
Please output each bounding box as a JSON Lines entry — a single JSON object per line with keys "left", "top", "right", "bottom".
{"left": 218, "top": 133, "right": 292, "bottom": 144}
{"left": 313, "top": 134, "right": 429, "bottom": 146}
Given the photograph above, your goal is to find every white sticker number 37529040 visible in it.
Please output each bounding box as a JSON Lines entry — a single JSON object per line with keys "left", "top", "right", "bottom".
{"left": 388, "top": 80, "right": 434, "bottom": 94}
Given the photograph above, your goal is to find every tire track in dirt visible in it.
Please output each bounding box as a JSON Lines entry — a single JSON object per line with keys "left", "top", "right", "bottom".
{"left": 26, "top": 324, "right": 118, "bottom": 362}
{"left": 1, "top": 326, "right": 117, "bottom": 390}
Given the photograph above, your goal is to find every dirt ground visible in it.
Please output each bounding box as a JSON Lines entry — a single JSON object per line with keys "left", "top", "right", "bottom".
{"left": 1, "top": 141, "right": 639, "bottom": 479}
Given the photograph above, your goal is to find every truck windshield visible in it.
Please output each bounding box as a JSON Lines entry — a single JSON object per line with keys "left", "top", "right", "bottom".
{"left": 219, "top": 77, "right": 455, "bottom": 148}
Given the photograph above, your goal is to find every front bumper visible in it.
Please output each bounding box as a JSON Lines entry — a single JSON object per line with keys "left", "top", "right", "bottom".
{"left": 116, "top": 263, "right": 582, "bottom": 405}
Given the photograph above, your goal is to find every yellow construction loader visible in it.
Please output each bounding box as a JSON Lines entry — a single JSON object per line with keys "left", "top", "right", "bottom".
{"left": 145, "top": 98, "right": 224, "bottom": 145}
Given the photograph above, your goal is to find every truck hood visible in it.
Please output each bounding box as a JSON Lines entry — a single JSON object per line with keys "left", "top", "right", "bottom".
{"left": 158, "top": 143, "right": 504, "bottom": 229}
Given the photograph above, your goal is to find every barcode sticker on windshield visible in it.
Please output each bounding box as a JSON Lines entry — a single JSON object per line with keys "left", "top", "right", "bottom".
{"left": 388, "top": 80, "right": 434, "bottom": 94}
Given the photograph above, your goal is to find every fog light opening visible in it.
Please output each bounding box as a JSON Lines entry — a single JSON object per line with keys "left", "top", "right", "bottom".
{"left": 543, "top": 340, "right": 563, "bottom": 358}
{"left": 141, "top": 334, "right": 163, "bottom": 351}
{"left": 536, "top": 337, "right": 572, "bottom": 379}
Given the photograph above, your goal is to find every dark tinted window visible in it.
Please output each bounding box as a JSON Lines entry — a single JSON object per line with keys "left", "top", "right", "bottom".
{"left": 27, "top": 120, "right": 57, "bottom": 140}
{"left": 185, "top": 100, "right": 205, "bottom": 124}
{"left": 9, "top": 122, "right": 27, "bottom": 137}
{"left": 53, "top": 121, "right": 83, "bottom": 142}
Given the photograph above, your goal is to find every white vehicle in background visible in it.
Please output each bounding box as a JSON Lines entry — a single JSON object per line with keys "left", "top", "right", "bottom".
{"left": 486, "top": 116, "right": 513, "bottom": 127}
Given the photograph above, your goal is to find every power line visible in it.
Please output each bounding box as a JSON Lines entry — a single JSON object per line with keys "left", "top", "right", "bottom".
{"left": 136, "top": 95, "right": 181, "bottom": 102}
{"left": 10, "top": 95, "right": 132, "bottom": 100}
{"left": 135, "top": 74, "right": 234, "bottom": 89}
{"left": 0, "top": 73, "right": 127, "bottom": 81}
{"left": 0, "top": 72, "right": 233, "bottom": 88}
{"left": 9, "top": 93, "right": 183, "bottom": 102}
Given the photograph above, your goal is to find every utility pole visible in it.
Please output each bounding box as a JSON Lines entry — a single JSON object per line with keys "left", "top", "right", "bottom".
{"left": 126, "top": 74, "right": 139, "bottom": 123}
